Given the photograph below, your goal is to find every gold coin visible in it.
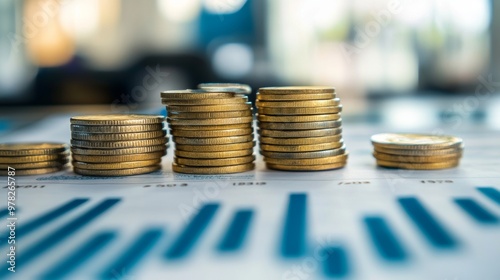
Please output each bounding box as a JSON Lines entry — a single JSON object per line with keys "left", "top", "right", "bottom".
{"left": 0, "top": 160, "right": 68, "bottom": 169}
{"left": 168, "top": 116, "right": 253, "bottom": 126}
{"left": 257, "top": 92, "right": 335, "bottom": 101}
{"left": 73, "top": 159, "right": 161, "bottom": 170}
{"left": 372, "top": 152, "right": 462, "bottom": 163}
{"left": 0, "top": 153, "right": 68, "bottom": 163}
{"left": 0, "top": 143, "right": 68, "bottom": 156}
{"left": 172, "top": 163, "right": 254, "bottom": 174}
{"left": 257, "top": 106, "right": 342, "bottom": 115}
{"left": 371, "top": 133, "right": 463, "bottom": 150}
{"left": 258, "top": 120, "right": 341, "bottom": 130}
{"left": 256, "top": 99, "right": 340, "bottom": 108}
{"left": 261, "top": 146, "right": 346, "bottom": 159}
{"left": 71, "top": 145, "right": 166, "bottom": 156}
{"left": 198, "top": 83, "right": 252, "bottom": 94}
{"left": 71, "top": 124, "right": 164, "bottom": 133}
{"left": 259, "top": 86, "right": 335, "bottom": 94}
{"left": 173, "top": 135, "right": 254, "bottom": 145}
{"left": 258, "top": 128, "right": 342, "bottom": 138}
{"left": 257, "top": 114, "right": 340, "bottom": 123}
{"left": 72, "top": 152, "right": 165, "bottom": 163}
{"left": 266, "top": 162, "right": 346, "bottom": 171}
{"left": 0, "top": 167, "right": 64, "bottom": 176}
{"left": 168, "top": 110, "right": 252, "bottom": 119}
{"left": 175, "top": 141, "right": 256, "bottom": 152}
{"left": 167, "top": 103, "right": 252, "bottom": 112}
{"left": 376, "top": 160, "right": 459, "bottom": 170}
{"left": 71, "top": 137, "right": 167, "bottom": 149}
{"left": 74, "top": 165, "right": 161, "bottom": 176}
{"left": 71, "top": 130, "right": 166, "bottom": 141}
{"left": 174, "top": 155, "right": 255, "bottom": 167}
{"left": 175, "top": 149, "right": 253, "bottom": 159}
{"left": 373, "top": 146, "right": 463, "bottom": 156}
{"left": 260, "top": 141, "right": 344, "bottom": 152}
{"left": 264, "top": 154, "right": 348, "bottom": 165}
{"left": 170, "top": 128, "right": 253, "bottom": 138}
{"left": 161, "top": 89, "right": 236, "bottom": 99}
{"left": 71, "top": 114, "right": 164, "bottom": 126}
{"left": 162, "top": 96, "right": 247, "bottom": 105}
{"left": 259, "top": 135, "right": 342, "bottom": 145}
{"left": 170, "top": 123, "right": 252, "bottom": 131}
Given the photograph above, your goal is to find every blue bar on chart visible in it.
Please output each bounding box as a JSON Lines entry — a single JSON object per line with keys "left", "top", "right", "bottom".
{"left": 364, "top": 216, "right": 408, "bottom": 261}
{"left": 322, "top": 246, "right": 349, "bottom": 278}
{"left": 41, "top": 231, "right": 116, "bottom": 279}
{"left": 281, "top": 193, "right": 307, "bottom": 258}
{"left": 477, "top": 187, "right": 500, "bottom": 206}
{"left": 101, "top": 228, "right": 163, "bottom": 280}
{"left": 398, "top": 197, "right": 458, "bottom": 249}
{"left": 165, "top": 203, "right": 219, "bottom": 259}
{"left": 217, "top": 209, "right": 253, "bottom": 252}
{"left": 0, "top": 198, "right": 120, "bottom": 276}
{"left": 454, "top": 198, "right": 499, "bottom": 224}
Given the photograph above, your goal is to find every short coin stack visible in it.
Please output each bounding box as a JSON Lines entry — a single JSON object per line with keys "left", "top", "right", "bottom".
{"left": 70, "top": 114, "right": 167, "bottom": 176}
{"left": 256, "top": 86, "right": 348, "bottom": 171}
{"left": 0, "top": 143, "right": 69, "bottom": 175}
{"left": 371, "top": 133, "right": 463, "bottom": 170}
{"left": 161, "top": 88, "right": 255, "bottom": 174}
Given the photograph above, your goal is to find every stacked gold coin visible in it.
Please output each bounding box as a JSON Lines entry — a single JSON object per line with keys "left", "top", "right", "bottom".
{"left": 371, "top": 133, "right": 463, "bottom": 170}
{"left": 256, "top": 86, "right": 348, "bottom": 171}
{"left": 161, "top": 87, "right": 255, "bottom": 174}
{"left": 70, "top": 114, "right": 167, "bottom": 176}
{"left": 0, "top": 143, "right": 69, "bottom": 175}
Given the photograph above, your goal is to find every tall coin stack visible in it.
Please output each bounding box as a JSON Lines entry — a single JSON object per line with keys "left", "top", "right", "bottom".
{"left": 0, "top": 143, "right": 69, "bottom": 175}
{"left": 256, "top": 86, "right": 348, "bottom": 171}
{"left": 70, "top": 114, "right": 167, "bottom": 176}
{"left": 161, "top": 87, "right": 255, "bottom": 174}
{"left": 371, "top": 133, "right": 463, "bottom": 170}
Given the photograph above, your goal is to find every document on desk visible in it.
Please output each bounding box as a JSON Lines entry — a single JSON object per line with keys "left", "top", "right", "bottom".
{"left": 1, "top": 115, "right": 499, "bottom": 280}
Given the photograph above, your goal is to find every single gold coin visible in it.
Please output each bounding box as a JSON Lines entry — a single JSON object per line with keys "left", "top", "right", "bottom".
{"left": 175, "top": 141, "right": 256, "bottom": 152}
{"left": 257, "top": 92, "right": 335, "bottom": 101}
{"left": 371, "top": 133, "right": 463, "bottom": 150}
{"left": 70, "top": 114, "right": 164, "bottom": 126}
{"left": 0, "top": 153, "right": 68, "bottom": 163}
{"left": 259, "top": 135, "right": 342, "bottom": 145}
{"left": 73, "top": 159, "right": 161, "bottom": 170}
{"left": 257, "top": 106, "right": 342, "bottom": 115}
{"left": 74, "top": 165, "right": 161, "bottom": 176}
{"left": 170, "top": 123, "right": 252, "bottom": 131}
{"left": 0, "top": 160, "right": 68, "bottom": 169}
{"left": 174, "top": 155, "right": 255, "bottom": 167}
{"left": 71, "top": 124, "right": 164, "bottom": 133}
{"left": 71, "top": 145, "right": 166, "bottom": 156}
{"left": 0, "top": 143, "right": 68, "bottom": 156}
{"left": 261, "top": 146, "right": 346, "bottom": 159}
{"left": 71, "top": 137, "right": 167, "bottom": 149}
{"left": 170, "top": 128, "right": 253, "bottom": 138}
{"left": 266, "top": 162, "right": 346, "bottom": 171}
{"left": 264, "top": 154, "right": 348, "bottom": 165}
{"left": 258, "top": 120, "right": 341, "bottom": 130}
{"left": 175, "top": 149, "right": 253, "bottom": 159}
{"left": 256, "top": 99, "right": 340, "bottom": 108}
{"left": 260, "top": 141, "right": 344, "bottom": 152}
{"left": 168, "top": 116, "right": 253, "bottom": 126}
{"left": 71, "top": 130, "right": 166, "bottom": 141}
{"left": 257, "top": 114, "right": 340, "bottom": 123}
{"left": 376, "top": 160, "right": 459, "bottom": 170}
{"left": 373, "top": 146, "right": 463, "bottom": 156}
{"left": 198, "top": 83, "right": 252, "bottom": 94}
{"left": 258, "top": 128, "right": 342, "bottom": 138}
{"left": 172, "top": 163, "right": 255, "bottom": 174}
{"left": 0, "top": 167, "right": 64, "bottom": 176}
{"left": 162, "top": 97, "right": 247, "bottom": 105}
{"left": 167, "top": 103, "right": 252, "bottom": 112}
{"left": 259, "top": 86, "right": 335, "bottom": 94}
{"left": 168, "top": 110, "right": 252, "bottom": 119}
{"left": 72, "top": 152, "right": 165, "bottom": 163}
{"left": 161, "top": 89, "right": 236, "bottom": 99}
{"left": 372, "top": 152, "right": 462, "bottom": 163}
{"left": 173, "top": 135, "right": 254, "bottom": 145}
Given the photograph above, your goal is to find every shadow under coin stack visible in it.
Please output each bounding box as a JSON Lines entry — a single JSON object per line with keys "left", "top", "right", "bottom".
{"left": 0, "top": 143, "right": 69, "bottom": 175}
{"left": 70, "top": 115, "right": 167, "bottom": 176}
{"left": 371, "top": 133, "right": 463, "bottom": 170}
{"left": 256, "top": 86, "right": 348, "bottom": 171}
{"left": 161, "top": 88, "right": 255, "bottom": 174}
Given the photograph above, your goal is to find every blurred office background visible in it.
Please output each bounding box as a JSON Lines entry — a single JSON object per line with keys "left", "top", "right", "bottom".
{"left": 0, "top": 0, "right": 499, "bottom": 128}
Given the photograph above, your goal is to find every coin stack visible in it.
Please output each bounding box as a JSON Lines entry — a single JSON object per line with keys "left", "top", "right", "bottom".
{"left": 256, "top": 86, "right": 348, "bottom": 171}
{"left": 0, "top": 143, "right": 69, "bottom": 175}
{"left": 70, "top": 114, "right": 167, "bottom": 176}
{"left": 161, "top": 88, "right": 255, "bottom": 174}
{"left": 371, "top": 133, "right": 463, "bottom": 170}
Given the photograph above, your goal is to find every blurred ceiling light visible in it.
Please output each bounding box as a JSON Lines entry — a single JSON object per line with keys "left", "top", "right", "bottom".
{"left": 203, "top": 0, "right": 246, "bottom": 14}
{"left": 395, "top": 0, "right": 433, "bottom": 27}
{"left": 158, "top": 0, "right": 201, "bottom": 23}
{"left": 212, "top": 43, "right": 253, "bottom": 79}
{"left": 300, "top": 0, "right": 347, "bottom": 29}
{"left": 445, "top": 0, "right": 490, "bottom": 33}
{"left": 60, "top": 0, "right": 100, "bottom": 38}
